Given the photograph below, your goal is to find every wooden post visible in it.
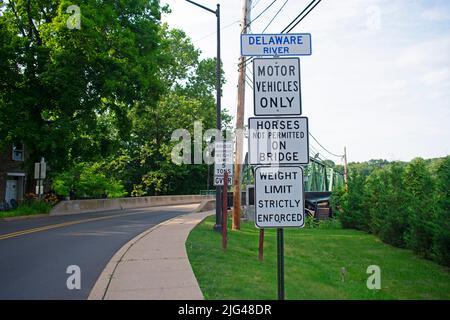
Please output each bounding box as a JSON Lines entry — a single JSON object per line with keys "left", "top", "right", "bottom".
{"left": 222, "top": 171, "right": 228, "bottom": 250}
{"left": 258, "top": 229, "right": 264, "bottom": 261}
{"left": 232, "top": 0, "right": 252, "bottom": 230}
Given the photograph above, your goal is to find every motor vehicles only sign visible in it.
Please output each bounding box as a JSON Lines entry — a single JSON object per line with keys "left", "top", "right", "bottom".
{"left": 241, "top": 33, "right": 312, "bottom": 56}
{"left": 255, "top": 166, "right": 305, "bottom": 228}
{"left": 248, "top": 116, "right": 309, "bottom": 165}
{"left": 253, "top": 58, "right": 301, "bottom": 116}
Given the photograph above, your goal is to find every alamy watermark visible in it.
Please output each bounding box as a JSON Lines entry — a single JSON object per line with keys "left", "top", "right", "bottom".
{"left": 171, "top": 120, "right": 298, "bottom": 169}
{"left": 66, "top": 265, "right": 81, "bottom": 290}
{"left": 366, "top": 5, "right": 381, "bottom": 31}
{"left": 67, "top": 5, "right": 81, "bottom": 30}
{"left": 366, "top": 265, "right": 381, "bottom": 290}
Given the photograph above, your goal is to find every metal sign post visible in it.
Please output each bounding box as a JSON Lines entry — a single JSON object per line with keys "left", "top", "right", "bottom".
{"left": 34, "top": 157, "right": 47, "bottom": 199}
{"left": 222, "top": 171, "right": 228, "bottom": 250}
{"left": 277, "top": 228, "right": 285, "bottom": 300}
{"left": 255, "top": 165, "right": 305, "bottom": 300}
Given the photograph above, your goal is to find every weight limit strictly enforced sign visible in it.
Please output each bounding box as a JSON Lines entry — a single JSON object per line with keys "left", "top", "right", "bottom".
{"left": 255, "top": 166, "right": 305, "bottom": 228}
{"left": 248, "top": 116, "right": 309, "bottom": 165}
{"left": 253, "top": 58, "right": 301, "bottom": 116}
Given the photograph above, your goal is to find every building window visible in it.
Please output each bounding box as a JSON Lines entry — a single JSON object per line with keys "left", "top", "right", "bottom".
{"left": 12, "top": 143, "right": 24, "bottom": 161}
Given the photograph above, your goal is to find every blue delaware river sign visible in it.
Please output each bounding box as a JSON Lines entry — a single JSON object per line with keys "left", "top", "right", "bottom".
{"left": 241, "top": 33, "right": 312, "bottom": 56}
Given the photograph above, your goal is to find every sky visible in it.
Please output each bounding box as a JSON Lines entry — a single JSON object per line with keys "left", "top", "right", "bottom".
{"left": 162, "top": 0, "right": 450, "bottom": 163}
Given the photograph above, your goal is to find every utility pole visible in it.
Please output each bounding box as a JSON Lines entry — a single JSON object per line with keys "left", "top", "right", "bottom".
{"left": 343, "top": 147, "right": 349, "bottom": 191}
{"left": 232, "top": 0, "right": 252, "bottom": 230}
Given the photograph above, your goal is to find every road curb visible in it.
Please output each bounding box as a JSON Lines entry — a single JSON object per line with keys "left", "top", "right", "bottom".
{"left": 88, "top": 209, "right": 214, "bottom": 300}
{"left": 88, "top": 216, "right": 177, "bottom": 300}
{"left": 0, "top": 214, "right": 49, "bottom": 222}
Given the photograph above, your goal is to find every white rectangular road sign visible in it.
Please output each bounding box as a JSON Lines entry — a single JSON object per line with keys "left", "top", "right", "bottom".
{"left": 214, "top": 140, "right": 234, "bottom": 186}
{"left": 214, "top": 141, "right": 233, "bottom": 164}
{"left": 214, "top": 163, "right": 233, "bottom": 177}
{"left": 255, "top": 166, "right": 305, "bottom": 228}
{"left": 34, "top": 162, "right": 46, "bottom": 179}
{"left": 253, "top": 58, "right": 301, "bottom": 116}
{"left": 248, "top": 117, "right": 309, "bottom": 165}
{"left": 214, "top": 175, "right": 233, "bottom": 186}
{"left": 241, "top": 33, "right": 312, "bottom": 56}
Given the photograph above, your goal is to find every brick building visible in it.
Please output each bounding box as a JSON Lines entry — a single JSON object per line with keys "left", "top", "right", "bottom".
{"left": 0, "top": 143, "right": 28, "bottom": 205}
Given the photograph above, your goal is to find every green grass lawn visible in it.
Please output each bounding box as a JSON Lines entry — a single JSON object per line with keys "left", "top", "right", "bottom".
{"left": 186, "top": 216, "right": 450, "bottom": 300}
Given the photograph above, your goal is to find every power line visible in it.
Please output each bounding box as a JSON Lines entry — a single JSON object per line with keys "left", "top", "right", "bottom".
{"left": 245, "top": 79, "right": 254, "bottom": 90}
{"left": 246, "top": 0, "right": 278, "bottom": 29}
{"left": 194, "top": 20, "right": 240, "bottom": 43}
{"left": 309, "top": 144, "right": 322, "bottom": 158}
{"left": 309, "top": 145, "right": 327, "bottom": 162}
{"left": 285, "top": 0, "right": 322, "bottom": 33}
{"left": 252, "top": 0, "right": 263, "bottom": 9}
{"left": 245, "top": 73, "right": 254, "bottom": 89}
{"left": 241, "top": 0, "right": 341, "bottom": 169}
{"left": 262, "top": 0, "right": 289, "bottom": 33}
{"left": 281, "top": 0, "right": 317, "bottom": 33}
{"left": 309, "top": 133, "right": 344, "bottom": 158}
{"left": 239, "top": 0, "right": 322, "bottom": 69}
{"left": 309, "top": 145, "right": 344, "bottom": 174}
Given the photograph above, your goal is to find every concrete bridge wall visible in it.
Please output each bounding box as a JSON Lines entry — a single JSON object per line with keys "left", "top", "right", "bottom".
{"left": 50, "top": 195, "right": 214, "bottom": 216}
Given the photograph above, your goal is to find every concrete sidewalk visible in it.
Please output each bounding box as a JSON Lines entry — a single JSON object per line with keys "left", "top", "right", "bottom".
{"left": 89, "top": 209, "right": 214, "bottom": 300}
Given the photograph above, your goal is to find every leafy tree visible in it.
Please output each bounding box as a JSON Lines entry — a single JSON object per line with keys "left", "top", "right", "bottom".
{"left": 365, "top": 168, "right": 390, "bottom": 235}
{"left": 338, "top": 170, "right": 368, "bottom": 230}
{"left": 403, "top": 158, "right": 436, "bottom": 258}
{"left": 1, "top": 0, "right": 231, "bottom": 198}
{"left": 333, "top": 157, "right": 449, "bottom": 265}
{"left": 349, "top": 159, "right": 391, "bottom": 177}
{"left": 53, "top": 162, "right": 126, "bottom": 198}
{"left": 0, "top": 0, "right": 165, "bottom": 173}
{"left": 380, "top": 163, "right": 409, "bottom": 247}
{"left": 101, "top": 26, "right": 228, "bottom": 196}
{"left": 365, "top": 163, "right": 409, "bottom": 247}
{"left": 432, "top": 156, "right": 450, "bottom": 266}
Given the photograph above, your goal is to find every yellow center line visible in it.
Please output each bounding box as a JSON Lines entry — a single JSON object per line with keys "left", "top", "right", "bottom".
{"left": 0, "top": 211, "right": 142, "bottom": 241}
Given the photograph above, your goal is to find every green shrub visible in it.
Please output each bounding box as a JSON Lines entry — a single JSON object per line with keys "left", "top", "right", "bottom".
{"left": 304, "top": 216, "right": 342, "bottom": 229}
{"left": 365, "top": 168, "right": 390, "bottom": 235}
{"left": 403, "top": 158, "right": 436, "bottom": 258}
{"left": 53, "top": 162, "right": 127, "bottom": 198}
{"left": 331, "top": 156, "right": 449, "bottom": 266}
{"left": 432, "top": 157, "right": 450, "bottom": 266}
{"left": 365, "top": 164, "right": 409, "bottom": 247}
{"left": 317, "top": 218, "right": 342, "bottom": 230}
{"left": 304, "top": 215, "right": 320, "bottom": 229}
{"left": 0, "top": 201, "right": 52, "bottom": 218}
{"left": 336, "top": 171, "right": 368, "bottom": 230}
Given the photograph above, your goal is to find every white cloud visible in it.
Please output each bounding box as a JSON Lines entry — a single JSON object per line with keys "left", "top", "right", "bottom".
{"left": 396, "top": 37, "right": 450, "bottom": 70}
{"left": 421, "top": 67, "right": 450, "bottom": 86}
{"left": 421, "top": 6, "right": 450, "bottom": 21}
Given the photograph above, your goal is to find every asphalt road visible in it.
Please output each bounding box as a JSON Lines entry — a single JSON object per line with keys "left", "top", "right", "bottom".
{"left": 0, "top": 204, "right": 198, "bottom": 300}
